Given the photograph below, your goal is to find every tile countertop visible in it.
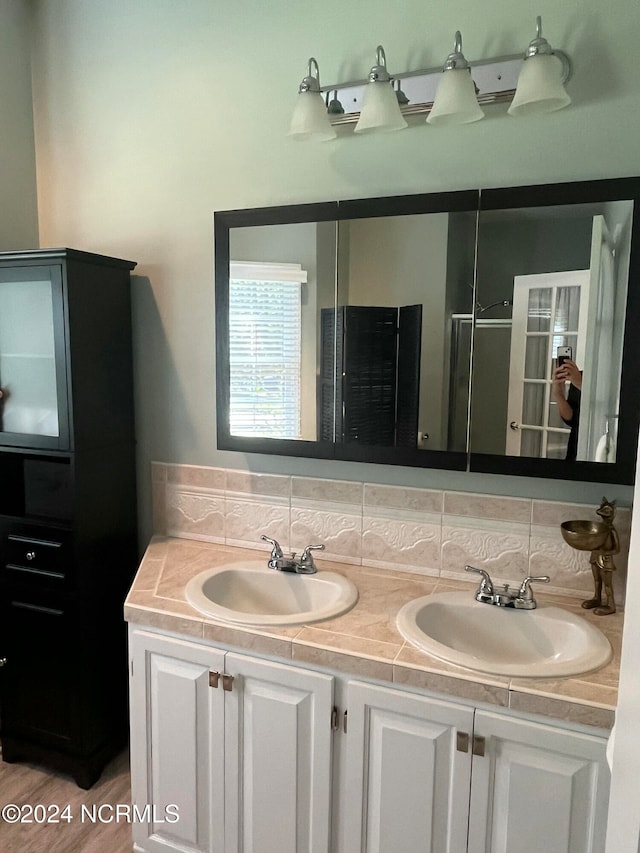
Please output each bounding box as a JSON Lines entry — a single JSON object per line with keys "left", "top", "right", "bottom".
{"left": 124, "top": 536, "right": 623, "bottom": 731}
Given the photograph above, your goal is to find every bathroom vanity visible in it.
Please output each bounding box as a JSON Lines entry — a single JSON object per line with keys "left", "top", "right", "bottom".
{"left": 126, "top": 537, "right": 616, "bottom": 853}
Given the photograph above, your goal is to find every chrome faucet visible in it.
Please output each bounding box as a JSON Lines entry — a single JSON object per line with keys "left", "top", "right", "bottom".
{"left": 465, "top": 565, "right": 550, "bottom": 610}
{"left": 260, "top": 535, "right": 325, "bottom": 574}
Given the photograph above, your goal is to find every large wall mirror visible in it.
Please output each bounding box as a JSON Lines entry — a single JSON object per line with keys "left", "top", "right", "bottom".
{"left": 215, "top": 179, "right": 640, "bottom": 484}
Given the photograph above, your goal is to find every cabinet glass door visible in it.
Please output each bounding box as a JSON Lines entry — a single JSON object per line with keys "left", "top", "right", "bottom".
{"left": 0, "top": 266, "right": 68, "bottom": 449}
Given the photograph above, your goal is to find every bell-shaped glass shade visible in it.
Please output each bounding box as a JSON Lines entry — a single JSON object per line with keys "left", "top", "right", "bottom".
{"left": 427, "top": 68, "right": 484, "bottom": 126}
{"left": 354, "top": 81, "right": 408, "bottom": 133}
{"left": 288, "top": 91, "right": 337, "bottom": 142}
{"left": 508, "top": 53, "right": 571, "bottom": 117}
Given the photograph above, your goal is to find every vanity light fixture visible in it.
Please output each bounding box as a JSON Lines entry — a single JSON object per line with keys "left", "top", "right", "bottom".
{"left": 508, "top": 16, "right": 571, "bottom": 116}
{"left": 288, "top": 57, "right": 337, "bottom": 142}
{"left": 354, "top": 45, "right": 408, "bottom": 134}
{"left": 427, "top": 31, "right": 485, "bottom": 126}
{"left": 287, "top": 15, "right": 572, "bottom": 139}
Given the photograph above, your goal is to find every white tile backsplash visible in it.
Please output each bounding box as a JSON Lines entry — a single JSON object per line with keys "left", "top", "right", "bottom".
{"left": 151, "top": 463, "right": 632, "bottom": 605}
{"left": 441, "top": 517, "right": 530, "bottom": 584}
{"left": 165, "top": 484, "right": 225, "bottom": 543}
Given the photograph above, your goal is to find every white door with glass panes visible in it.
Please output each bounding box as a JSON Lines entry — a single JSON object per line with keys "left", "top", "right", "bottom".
{"left": 506, "top": 270, "right": 589, "bottom": 459}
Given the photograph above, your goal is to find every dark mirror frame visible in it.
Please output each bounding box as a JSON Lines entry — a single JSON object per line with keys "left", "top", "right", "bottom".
{"left": 214, "top": 177, "right": 640, "bottom": 485}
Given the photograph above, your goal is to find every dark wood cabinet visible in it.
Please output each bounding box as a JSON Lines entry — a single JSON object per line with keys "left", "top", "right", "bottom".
{"left": 0, "top": 249, "right": 137, "bottom": 788}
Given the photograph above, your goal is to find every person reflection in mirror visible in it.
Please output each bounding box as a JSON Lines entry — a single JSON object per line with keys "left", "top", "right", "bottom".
{"left": 551, "top": 359, "right": 582, "bottom": 461}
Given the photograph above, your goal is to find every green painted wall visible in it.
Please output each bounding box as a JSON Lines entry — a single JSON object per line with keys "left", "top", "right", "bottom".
{"left": 27, "top": 0, "right": 640, "bottom": 539}
{"left": 0, "top": 0, "right": 38, "bottom": 250}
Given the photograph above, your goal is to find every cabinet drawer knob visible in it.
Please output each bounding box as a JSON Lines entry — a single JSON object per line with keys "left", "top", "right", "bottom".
{"left": 0, "top": 657, "right": 7, "bottom": 667}
{"left": 25, "top": 551, "right": 37, "bottom": 561}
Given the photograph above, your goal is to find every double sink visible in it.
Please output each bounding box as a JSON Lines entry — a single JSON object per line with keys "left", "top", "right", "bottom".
{"left": 185, "top": 559, "right": 612, "bottom": 679}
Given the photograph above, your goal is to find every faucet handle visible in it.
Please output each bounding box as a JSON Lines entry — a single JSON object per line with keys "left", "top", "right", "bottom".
{"left": 260, "top": 535, "right": 284, "bottom": 560}
{"left": 517, "top": 575, "right": 551, "bottom": 600}
{"left": 465, "top": 565, "right": 495, "bottom": 594}
{"left": 299, "top": 543, "right": 325, "bottom": 573}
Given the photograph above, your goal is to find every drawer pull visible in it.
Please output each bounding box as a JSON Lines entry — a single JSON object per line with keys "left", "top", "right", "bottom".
{"left": 11, "top": 601, "right": 65, "bottom": 617}
{"left": 0, "top": 657, "right": 7, "bottom": 667}
{"left": 6, "top": 564, "right": 65, "bottom": 580}
{"left": 7, "top": 535, "right": 62, "bottom": 549}
{"left": 25, "top": 551, "right": 37, "bottom": 561}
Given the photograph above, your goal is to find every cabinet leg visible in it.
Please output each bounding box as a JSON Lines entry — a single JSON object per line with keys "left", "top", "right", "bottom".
{"left": 1, "top": 733, "right": 124, "bottom": 789}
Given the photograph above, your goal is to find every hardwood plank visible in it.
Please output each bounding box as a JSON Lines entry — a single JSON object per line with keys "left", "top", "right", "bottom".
{"left": 0, "top": 749, "right": 132, "bottom": 852}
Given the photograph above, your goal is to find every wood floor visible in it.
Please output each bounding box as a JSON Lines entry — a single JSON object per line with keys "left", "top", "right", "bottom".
{"left": 0, "top": 748, "right": 133, "bottom": 852}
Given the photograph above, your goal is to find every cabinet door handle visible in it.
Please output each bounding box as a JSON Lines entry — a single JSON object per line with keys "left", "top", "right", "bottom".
{"left": 222, "top": 674, "right": 234, "bottom": 692}
{"left": 331, "top": 706, "right": 339, "bottom": 731}
{"left": 456, "top": 731, "right": 470, "bottom": 753}
{"left": 209, "top": 671, "right": 220, "bottom": 688}
{"left": 343, "top": 710, "right": 348, "bottom": 733}
{"left": 472, "top": 735, "right": 486, "bottom": 757}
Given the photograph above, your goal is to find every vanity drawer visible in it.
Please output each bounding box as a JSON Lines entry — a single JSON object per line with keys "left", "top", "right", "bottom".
{"left": 3, "top": 531, "right": 72, "bottom": 585}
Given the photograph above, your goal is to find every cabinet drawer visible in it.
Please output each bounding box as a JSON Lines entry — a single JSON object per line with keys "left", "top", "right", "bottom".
{"left": 3, "top": 532, "right": 71, "bottom": 583}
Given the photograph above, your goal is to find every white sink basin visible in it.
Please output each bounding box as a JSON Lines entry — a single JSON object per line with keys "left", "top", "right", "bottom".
{"left": 396, "top": 591, "right": 612, "bottom": 678}
{"left": 185, "top": 560, "right": 358, "bottom": 627}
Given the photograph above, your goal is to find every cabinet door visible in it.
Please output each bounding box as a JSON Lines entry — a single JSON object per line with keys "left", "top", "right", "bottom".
{"left": 129, "top": 628, "right": 226, "bottom": 853}
{"left": 343, "top": 680, "right": 474, "bottom": 853}
{"left": 223, "top": 652, "right": 334, "bottom": 853}
{"left": 0, "top": 588, "right": 76, "bottom": 748}
{"left": 468, "top": 710, "right": 610, "bottom": 853}
{"left": 0, "top": 265, "right": 69, "bottom": 450}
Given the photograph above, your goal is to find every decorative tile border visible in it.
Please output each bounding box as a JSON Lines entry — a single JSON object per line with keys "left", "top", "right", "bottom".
{"left": 441, "top": 516, "right": 530, "bottom": 584}
{"left": 291, "top": 476, "right": 363, "bottom": 564}
{"left": 151, "top": 463, "right": 632, "bottom": 604}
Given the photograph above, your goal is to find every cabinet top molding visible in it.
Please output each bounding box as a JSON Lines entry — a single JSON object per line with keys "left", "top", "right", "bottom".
{"left": 0, "top": 247, "right": 137, "bottom": 271}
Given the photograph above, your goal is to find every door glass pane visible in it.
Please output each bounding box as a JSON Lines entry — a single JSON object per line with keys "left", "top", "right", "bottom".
{"left": 526, "top": 288, "right": 551, "bottom": 332}
{"left": 0, "top": 279, "right": 59, "bottom": 437}
{"left": 522, "top": 384, "right": 544, "bottom": 426}
{"left": 554, "top": 286, "right": 580, "bottom": 332}
{"left": 520, "top": 429, "right": 542, "bottom": 457}
{"left": 524, "top": 337, "right": 548, "bottom": 380}
{"left": 548, "top": 401, "right": 566, "bottom": 429}
{"left": 552, "top": 334, "right": 578, "bottom": 364}
{"left": 547, "top": 431, "right": 569, "bottom": 459}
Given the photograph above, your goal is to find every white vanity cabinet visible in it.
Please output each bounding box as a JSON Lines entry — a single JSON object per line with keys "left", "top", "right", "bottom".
{"left": 129, "top": 629, "right": 225, "bottom": 853}
{"left": 128, "top": 628, "right": 333, "bottom": 853}
{"left": 467, "top": 710, "right": 610, "bottom": 853}
{"left": 341, "top": 680, "right": 474, "bottom": 853}
{"left": 341, "top": 680, "right": 609, "bottom": 853}
{"left": 128, "top": 627, "right": 610, "bottom": 853}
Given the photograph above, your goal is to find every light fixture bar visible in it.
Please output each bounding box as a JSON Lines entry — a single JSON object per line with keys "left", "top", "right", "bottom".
{"left": 321, "top": 50, "right": 570, "bottom": 126}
